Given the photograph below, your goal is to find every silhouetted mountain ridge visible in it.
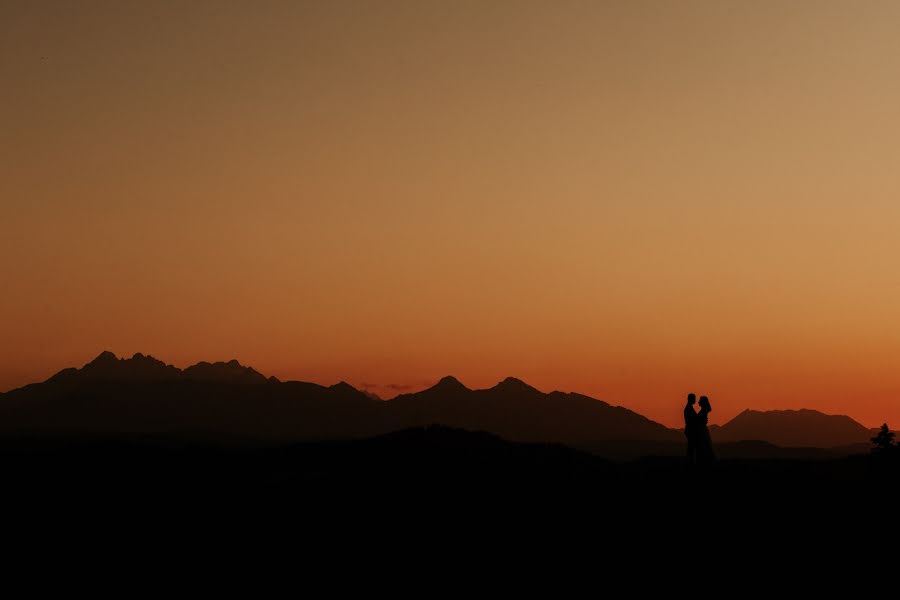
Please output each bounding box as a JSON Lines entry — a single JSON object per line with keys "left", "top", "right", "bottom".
{"left": 387, "top": 375, "right": 678, "bottom": 443}
{"left": 43, "top": 351, "right": 270, "bottom": 386}
{"left": 0, "top": 352, "right": 678, "bottom": 445}
{"left": 184, "top": 359, "right": 270, "bottom": 384}
{"left": 46, "top": 351, "right": 182, "bottom": 384}
{"left": 0, "top": 352, "right": 880, "bottom": 452}
{"left": 711, "top": 408, "right": 871, "bottom": 447}
{"left": 433, "top": 375, "right": 469, "bottom": 392}
{"left": 493, "top": 377, "right": 540, "bottom": 394}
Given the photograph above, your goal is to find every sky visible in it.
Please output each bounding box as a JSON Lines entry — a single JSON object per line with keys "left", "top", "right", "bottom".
{"left": 3, "top": 0, "right": 900, "bottom": 428}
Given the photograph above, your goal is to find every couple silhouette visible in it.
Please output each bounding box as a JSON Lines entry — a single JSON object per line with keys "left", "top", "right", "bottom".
{"left": 684, "top": 393, "right": 716, "bottom": 466}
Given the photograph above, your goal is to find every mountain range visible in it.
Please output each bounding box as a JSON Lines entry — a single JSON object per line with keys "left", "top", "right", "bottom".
{"left": 711, "top": 408, "right": 872, "bottom": 448}
{"left": 0, "top": 352, "right": 878, "bottom": 452}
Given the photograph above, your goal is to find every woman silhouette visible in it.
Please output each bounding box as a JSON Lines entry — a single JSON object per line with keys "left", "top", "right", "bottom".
{"left": 695, "top": 396, "right": 716, "bottom": 465}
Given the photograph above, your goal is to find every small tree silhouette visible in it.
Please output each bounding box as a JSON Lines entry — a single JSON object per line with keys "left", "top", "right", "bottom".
{"left": 871, "top": 423, "right": 895, "bottom": 455}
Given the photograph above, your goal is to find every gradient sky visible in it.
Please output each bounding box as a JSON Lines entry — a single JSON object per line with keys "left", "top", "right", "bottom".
{"left": 4, "top": 1, "right": 900, "bottom": 427}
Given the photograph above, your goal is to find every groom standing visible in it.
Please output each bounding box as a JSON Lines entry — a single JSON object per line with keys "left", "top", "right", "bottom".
{"left": 684, "top": 393, "right": 698, "bottom": 465}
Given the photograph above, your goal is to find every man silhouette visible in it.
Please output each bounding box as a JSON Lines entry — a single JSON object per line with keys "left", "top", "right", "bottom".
{"left": 684, "top": 393, "right": 698, "bottom": 465}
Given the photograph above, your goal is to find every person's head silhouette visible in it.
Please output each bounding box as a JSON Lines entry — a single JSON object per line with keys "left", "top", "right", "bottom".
{"left": 687, "top": 393, "right": 696, "bottom": 406}
{"left": 699, "top": 396, "right": 711, "bottom": 411}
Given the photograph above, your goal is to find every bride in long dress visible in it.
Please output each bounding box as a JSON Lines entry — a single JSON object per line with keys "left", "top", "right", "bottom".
{"left": 695, "top": 396, "right": 716, "bottom": 465}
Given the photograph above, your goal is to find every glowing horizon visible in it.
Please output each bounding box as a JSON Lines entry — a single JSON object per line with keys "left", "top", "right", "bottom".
{"left": 4, "top": 1, "right": 900, "bottom": 429}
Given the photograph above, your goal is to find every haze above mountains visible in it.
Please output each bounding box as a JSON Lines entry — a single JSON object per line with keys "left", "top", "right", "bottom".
{"left": 0, "top": 352, "right": 876, "bottom": 453}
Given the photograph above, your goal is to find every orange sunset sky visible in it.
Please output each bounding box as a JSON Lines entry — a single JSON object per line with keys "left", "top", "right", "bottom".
{"left": 3, "top": 1, "right": 900, "bottom": 428}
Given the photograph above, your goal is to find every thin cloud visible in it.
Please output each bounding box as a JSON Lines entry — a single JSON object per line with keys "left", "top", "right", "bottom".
{"left": 360, "top": 382, "right": 417, "bottom": 393}
{"left": 385, "top": 383, "right": 416, "bottom": 391}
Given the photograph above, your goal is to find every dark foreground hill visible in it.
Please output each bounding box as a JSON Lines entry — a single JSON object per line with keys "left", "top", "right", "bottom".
{"left": 0, "top": 424, "right": 891, "bottom": 506}
{"left": 1, "top": 425, "right": 889, "bottom": 565}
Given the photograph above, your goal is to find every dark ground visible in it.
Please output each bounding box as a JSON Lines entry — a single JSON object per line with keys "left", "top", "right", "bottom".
{"left": 2, "top": 425, "right": 893, "bottom": 510}
{"left": 1, "top": 425, "right": 891, "bottom": 583}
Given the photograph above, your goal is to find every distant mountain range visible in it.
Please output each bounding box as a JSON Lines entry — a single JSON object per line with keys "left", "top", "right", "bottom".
{"left": 0, "top": 352, "right": 878, "bottom": 453}
{"left": 711, "top": 408, "right": 873, "bottom": 448}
